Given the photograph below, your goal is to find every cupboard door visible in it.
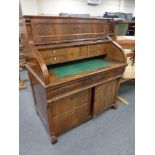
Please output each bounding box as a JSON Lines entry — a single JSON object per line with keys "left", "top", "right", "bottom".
{"left": 49, "top": 89, "right": 92, "bottom": 135}
{"left": 52, "top": 112, "right": 72, "bottom": 135}
{"left": 50, "top": 89, "right": 91, "bottom": 117}
{"left": 93, "top": 79, "right": 118, "bottom": 116}
{"left": 52, "top": 104, "right": 90, "bottom": 135}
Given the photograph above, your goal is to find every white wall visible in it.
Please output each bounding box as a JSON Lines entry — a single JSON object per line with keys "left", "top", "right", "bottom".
{"left": 20, "top": 0, "right": 38, "bottom": 15}
{"left": 37, "top": 0, "right": 121, "bottom": 16}
{"left": 120, "top": 0, "right": 135, "bottom": 15}
{"left": 20, "top": 0, "right": 135, "bottom": 16}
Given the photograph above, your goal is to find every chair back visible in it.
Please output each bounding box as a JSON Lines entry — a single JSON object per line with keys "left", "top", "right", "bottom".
{"left": 117, "top": 23, "right": 129, "bottom": 36}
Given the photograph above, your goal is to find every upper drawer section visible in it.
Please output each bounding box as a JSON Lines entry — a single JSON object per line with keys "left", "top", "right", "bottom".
{"left": 38, "top": 43, "right": 108, "bottom": 65}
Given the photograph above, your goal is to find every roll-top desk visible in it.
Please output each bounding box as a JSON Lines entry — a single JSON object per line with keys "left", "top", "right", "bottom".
{"left": 21, "top": 15, "right": 127, "bottom": 144}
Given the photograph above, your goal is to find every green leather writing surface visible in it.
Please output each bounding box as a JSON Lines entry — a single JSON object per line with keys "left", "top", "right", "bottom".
{"left": 48, "top": 58, "right": 112, "bottom": 78}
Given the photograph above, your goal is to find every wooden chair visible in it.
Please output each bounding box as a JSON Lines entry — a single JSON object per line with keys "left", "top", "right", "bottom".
{"left": 113, "top": 21, "right": 135, "bottom": 105}
{"left": 114, "top": 21, "right": 135, "bottom": 49}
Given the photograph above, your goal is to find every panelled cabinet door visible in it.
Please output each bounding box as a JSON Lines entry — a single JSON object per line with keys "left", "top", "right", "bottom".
{"left": 49, "top": 89, "right": 92, "bottom": 135}
{"left": 93, "top": 79, "right": 118, "bottom": 116}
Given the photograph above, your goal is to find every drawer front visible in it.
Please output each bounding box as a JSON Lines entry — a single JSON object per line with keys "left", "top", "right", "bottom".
{"left": 113, "top": 68, "right": 125, "bottom": 76}
{"left": 52, "top": 104, "right": 91, "bottom": 135}
{"left": 98, "top": 43, "right": 107, "bottom": 54}
{"left": 69, "top": 46, "right": 87, "bottom": 59}
{"left": 88, "top": 43, "right": 107, "bottom": 56}
{"left": 49, "top": 89, "right": 91, "bottom": 117}
{"left": 88, "top": 44, "right": 99, "bottom": 56}
{"left": 44, "top": 55, "right": 68, "bottom": 65}
{"left": 39, "top": 48, "right": 68, "bottom": 64}
{"left": 47, "top": 68, "right": 124, "bottom": 99}
{"left": 39, "top": 48, "right": 69, "bottom": 58}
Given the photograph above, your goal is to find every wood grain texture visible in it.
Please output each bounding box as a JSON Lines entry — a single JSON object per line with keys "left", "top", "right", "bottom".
{"left": 93, "top": 79, "right": 118, "bottom": 116}
{"left": 21, "top": 15, "right": 127, "bottom": 144}
{"left": 48, "top": 89, "right": 91, "bottom": 135}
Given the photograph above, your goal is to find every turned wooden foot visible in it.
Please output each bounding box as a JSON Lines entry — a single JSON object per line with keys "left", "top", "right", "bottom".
{"left": 111, "top": 103, "right": 118, "bottom": 110}
{"left": 50, "top": 136, "right": 58, "bottom": 144}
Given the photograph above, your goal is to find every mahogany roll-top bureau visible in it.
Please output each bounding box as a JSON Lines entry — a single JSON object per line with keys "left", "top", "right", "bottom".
{"left": 21, "top": 15, "right": 127, "bottom": 144}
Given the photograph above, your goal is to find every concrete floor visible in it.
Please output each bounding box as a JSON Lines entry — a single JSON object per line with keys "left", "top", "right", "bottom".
{"left": 19, "top": 70, "right": 135, "bottom": 155}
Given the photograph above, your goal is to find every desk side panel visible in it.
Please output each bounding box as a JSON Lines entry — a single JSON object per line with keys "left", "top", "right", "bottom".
{"left": 28, "top": 71, "right": 50, "bottom": 136}
{"left": 106, "top": 41, "right": 127, "bottom": 63}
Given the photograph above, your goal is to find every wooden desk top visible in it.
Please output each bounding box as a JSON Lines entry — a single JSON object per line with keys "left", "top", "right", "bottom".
{"left": 48, "top": 60, "right": 126, "bottom": 88}
{"left": 48, "top": 57, "right": 112, "bottom": 78}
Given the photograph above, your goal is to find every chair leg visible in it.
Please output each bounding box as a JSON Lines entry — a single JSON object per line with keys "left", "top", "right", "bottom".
{"left": 117, "top": 96, "right": 129, "bottom": 105}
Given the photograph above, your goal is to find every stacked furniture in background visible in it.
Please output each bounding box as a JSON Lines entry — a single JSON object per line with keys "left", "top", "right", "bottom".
{"left": 59, "top": 13, "right": 90, "bottom": 18}
{"left": 103, "top": 12, "right": 133, "bottom": 21}
{"left": 103, "top": 12, "right": 135, "bottom": 36}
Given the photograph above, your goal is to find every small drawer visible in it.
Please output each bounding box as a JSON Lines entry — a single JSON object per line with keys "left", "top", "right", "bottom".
{"left": 88, "top": 44, "right": 103, "bottom": 57}
{"left": 69, "top": 46, "right": 87, "bottom": 59}
{"left": 45, "top": 55, "right": 68, "bottom": 65}
{"left": 88, "top": 44, "right": 99, "bottom": 56}
{"left": 113, "top": 69, "right": 125, "bottom": 77}
{"left": 39, "top": 48, "right": 69, "bottom": 58}
{"left": 98, "top": 43, "right": 107, "bottom": 54}
{"left": 88, "top": 43, "right": 107, "bottom": 57}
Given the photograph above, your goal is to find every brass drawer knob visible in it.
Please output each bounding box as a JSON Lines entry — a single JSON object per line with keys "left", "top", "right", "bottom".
{"left": 53, "top": 51, "right": 56, "bottom": 54}
{"left": 54, "top": 57, "right": 57, "bottom": 60}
